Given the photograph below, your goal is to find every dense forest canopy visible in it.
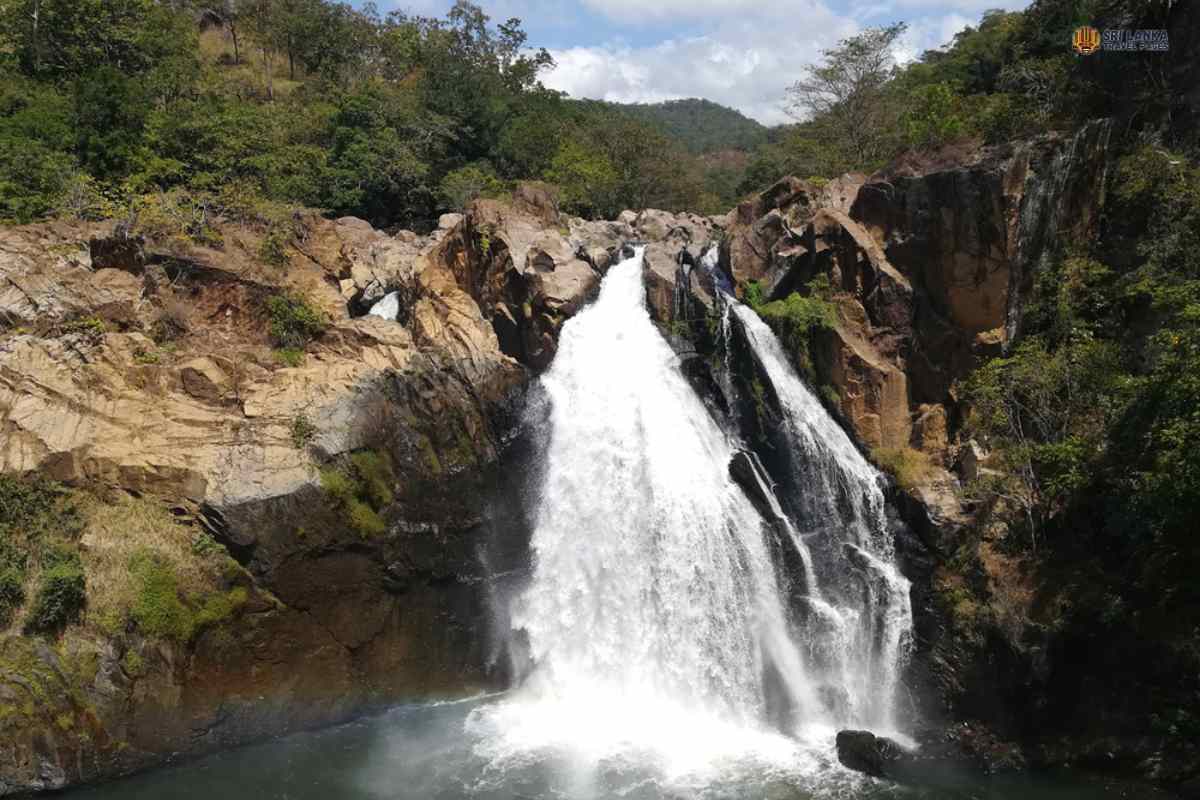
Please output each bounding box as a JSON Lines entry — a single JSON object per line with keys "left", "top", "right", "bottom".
{"left": 1, "top": 1, "right": 1193, "bottom": 228}
{"left": 0, "top": 0, "right": 743, "bottom": 227}
{"left": 609, "top": 98, "right": 769, "bottom": 154}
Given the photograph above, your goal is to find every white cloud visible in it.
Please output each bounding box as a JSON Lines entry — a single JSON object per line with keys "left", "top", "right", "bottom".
{"left": 579, "top": 0, "right": 763, "bottom": 22}
{"left": 543, "top": 2, "right": 857, "bottom": 125}
{"left": 890, "top": 0, "right": 1026, "bottom": 9}
{"left": 894, "top": 11, "right": 974, "bottom": 61}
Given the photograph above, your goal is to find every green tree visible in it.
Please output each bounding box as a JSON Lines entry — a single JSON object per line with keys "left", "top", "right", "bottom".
{"left": 902, "top": 82, "right": 967, "bottom": 149}
{"left": 437, "top": 162, "right": 505, "bottom": 211}
{"left": 0, "top": 70, "right": 76, "bottom": 221}
{"left": 0, "top": 0, "right": 193, "bottom": 80}
{"left": 74, "top": 66, "right": 147, "bottom": 180}
{"left": 785, "top": 24, "right": 907, "bottom": 170}
{"left": 546, "top": 138, "right": 618, "bottom": 218}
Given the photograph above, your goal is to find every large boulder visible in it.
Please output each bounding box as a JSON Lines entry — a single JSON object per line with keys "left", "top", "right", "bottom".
{"left": 836, "top": 730, "right": 907, "bottom": 778}
{"left": 437, "top": 194, "right": 601, "bottom": 370}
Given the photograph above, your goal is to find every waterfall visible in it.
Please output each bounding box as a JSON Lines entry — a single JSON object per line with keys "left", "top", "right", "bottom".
{"left": 367, "top": 291, "right": 400, "bottom": 321}
{"left": 469, "top": 247, "right": 912, "bottom": 793}
{"left": 729, "top": 302, "right": 913, "bottom": 732}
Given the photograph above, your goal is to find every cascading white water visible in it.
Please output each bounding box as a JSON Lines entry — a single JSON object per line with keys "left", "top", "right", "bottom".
{"left": 367, "top": 291, "right": 400, "bottom": 321}
{"left": 729, "top": 301, "right": 913, "bottom": 733}
{"left": 468, "top": 247, "right": 912, "bottom": 795}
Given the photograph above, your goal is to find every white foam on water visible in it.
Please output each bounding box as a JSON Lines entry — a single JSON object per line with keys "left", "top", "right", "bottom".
{"left": 467, "top": 248, "right": 912, "bottom": 797}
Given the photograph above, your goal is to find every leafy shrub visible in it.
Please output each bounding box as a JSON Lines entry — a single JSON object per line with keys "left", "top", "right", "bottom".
{"left": 347, "top": 500, "right": 386, "bottom": 538}
{"left": 290, "top": 414, "right": 317, "bottom": 449}
{"left": 24, "top": 550, "right": 86, "bottom": 634}
{"left": 266, "top": 294, "right": 327, "bottom": 349}
{"left": 759, "top": 274, "right": 834, "bottom": 322}
{"left": 126, "top": 548, "right": 247, "bottom": 641}
{"left": 274, "top": 347, "right": 306, "bottom": 367}
{"left": 190, "top": 531, "right": 224, "bottom": 558}
{"left": 350, "top": 450, "right": 394, "bottom": 508}
{"left": 0, "top": 565, "right": 26, "bottom": 626}
{"left": 121, "top": 650, "right": 146, "bottom": 678}
{"left": 755, "top": 275, "right": 837, "bottom": 379}
{"left": 128, "top": 551, "right": 194, "bottom": 641}
{"left": 743, "top": 281, "right": 767, "bottom": 309}
{"left": 193, "top": 586, "right": 248, "bottom": 630}
{"left": 970, "top": 92, "right": 1038, "bottom": 145}
{"left": 437, "top": 162, "right": 506, "bottom": 211}
{"left": 258, "top": 226, "right": 291, "bottom": 266}
{"left": 130, "top": 190, "right": 223, "bottom": 248}
{"left": 132, "top": 347, "right": 161, "bottom": 365}
{"left": 319, "top": 467, "right": 357, "bottom": 505}
{"left": 62, "top": 315, "right": 107, "bottom": 340}
{"left": 0, "top": 475, "right": 84, "bottom": 627}
{"left": 903, "top": 83, "right": 967, "bottom": 149}
{"left": 0, "top": 75, "right": 76, "bottom": 223}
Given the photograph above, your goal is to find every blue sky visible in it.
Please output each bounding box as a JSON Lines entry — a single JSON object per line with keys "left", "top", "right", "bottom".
{"left": 370, "top": 0, "right": 1032, "bottom": 124}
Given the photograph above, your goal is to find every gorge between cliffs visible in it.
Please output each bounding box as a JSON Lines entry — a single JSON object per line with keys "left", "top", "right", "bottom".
{"left": 0, "top": 122, "right": 1195, "bottom": 800}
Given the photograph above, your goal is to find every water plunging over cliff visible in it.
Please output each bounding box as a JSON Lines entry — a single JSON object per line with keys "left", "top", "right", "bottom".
{"left": 729, "top": 301, "right": 913, "bottom": 733}
{"left": 466, "top": 247, "right": 913, "bottom": 794}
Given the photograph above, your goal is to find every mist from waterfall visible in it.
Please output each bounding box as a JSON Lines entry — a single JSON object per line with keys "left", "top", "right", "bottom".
{"left": 467, "top": 246, "right": 913, "bottom": 795}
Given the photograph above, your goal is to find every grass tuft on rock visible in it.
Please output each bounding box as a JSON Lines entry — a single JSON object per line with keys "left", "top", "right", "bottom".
{"left": 127, "top": 551, "right": 248, "bottom": 642}
{"left": 320, "top": 449, "right": 396, "bottom": 539}
{"left": 81, "top": 494, "right": 246, "bottom": 642}
{"left": 129, "top": 551, "right": 194, "bottom": 641}
{"left": 872, "top": 446, "right": 933, "bottom": 492}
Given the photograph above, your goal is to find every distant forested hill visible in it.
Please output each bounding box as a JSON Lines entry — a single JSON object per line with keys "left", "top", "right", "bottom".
{"left": 610, "top": 99, "right": 769, "bottom": 154}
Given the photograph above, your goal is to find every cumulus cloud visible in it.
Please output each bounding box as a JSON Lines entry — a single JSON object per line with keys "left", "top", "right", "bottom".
{"left": 578, "top": 0, "right": 763, "bottom": 22}
{"left": 543, "top": 2, "right": 859, "bottom": 125}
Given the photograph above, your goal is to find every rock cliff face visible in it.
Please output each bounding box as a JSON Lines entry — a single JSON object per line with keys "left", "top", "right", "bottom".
{"left": 0, "top": 190, "right": 703, "bottom": 794}
{"left": 717, "top": 121, "right": 1112, "bottom": 520}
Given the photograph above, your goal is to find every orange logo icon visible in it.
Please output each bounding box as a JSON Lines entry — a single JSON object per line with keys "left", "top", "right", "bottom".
{"left": 1073, "top": 26, "right": 1101, "bottom": 55}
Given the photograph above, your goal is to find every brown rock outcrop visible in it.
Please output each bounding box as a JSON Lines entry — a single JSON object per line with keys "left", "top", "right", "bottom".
{"left": 0, "top": 201, "right": 537, "bottom": 793}
{"left": 723, "top": 120, "right": 1113, "bottom": 485}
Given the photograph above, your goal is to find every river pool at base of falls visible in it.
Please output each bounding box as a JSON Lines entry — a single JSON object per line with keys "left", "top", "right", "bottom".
{"left": 62, "top": 696, "right": 1167, "bottom": 800}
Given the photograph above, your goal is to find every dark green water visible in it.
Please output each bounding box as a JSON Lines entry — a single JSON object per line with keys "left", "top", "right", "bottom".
{"left": 59, "top": 696, "right": 1173, "bottom": 800}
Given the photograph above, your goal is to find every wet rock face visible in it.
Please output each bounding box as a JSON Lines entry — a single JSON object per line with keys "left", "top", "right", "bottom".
{"left": 836, "top": 725, "right": 1026, "bottom": 786}
{"left": 719, "top": 129, "right": 1118, "bottom": 779}
{"left": 0, "top": 182, "right": 730, "bottom": 793}
{"left": 836, "top": 729, "right": 905, "bottom": 778}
